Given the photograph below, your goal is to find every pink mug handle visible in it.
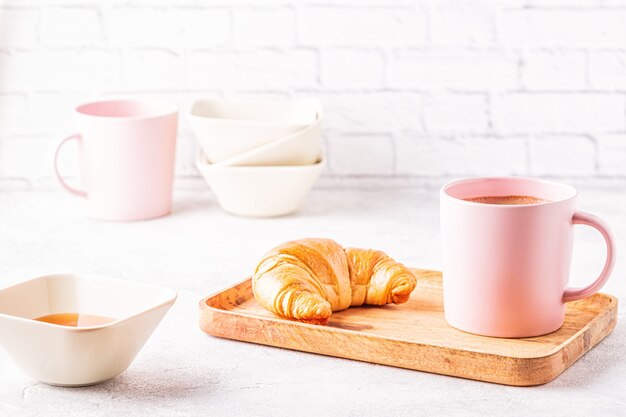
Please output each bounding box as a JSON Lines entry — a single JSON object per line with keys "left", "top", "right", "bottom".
{"left": 563, "top": 211, "right": 616, "bottom": 302}
{"left": 52, "top": 133, "right": 87, "bottom": 198}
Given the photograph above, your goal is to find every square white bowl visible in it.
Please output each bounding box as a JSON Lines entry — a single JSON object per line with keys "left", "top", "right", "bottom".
{"left": 0, "top": 274, "right": 176, "bottom": 386}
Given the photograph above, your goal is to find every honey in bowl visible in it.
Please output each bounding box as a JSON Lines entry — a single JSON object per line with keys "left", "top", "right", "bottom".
{"left": 34, "top": 313, "right": 114, "bottom": 327}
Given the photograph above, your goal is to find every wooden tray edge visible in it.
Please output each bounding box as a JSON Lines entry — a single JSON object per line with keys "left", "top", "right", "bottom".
{"left": 198, "top": 280, "right": 618, "bottom": 387}
{"left": 534, "top": 293, "right": 618, "bottom": 384}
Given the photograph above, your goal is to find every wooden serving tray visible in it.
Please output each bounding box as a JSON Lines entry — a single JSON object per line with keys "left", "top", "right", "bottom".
{"left": 199, "top": 269, "right": 617, "bottom": 386}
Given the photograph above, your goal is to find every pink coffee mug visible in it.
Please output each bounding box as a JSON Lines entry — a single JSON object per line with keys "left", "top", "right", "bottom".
{"left": 53, "top": 100, "right": 178, "bottom": 221}
{"left": 440, "top": 177, "right": 615, "bottom": 338}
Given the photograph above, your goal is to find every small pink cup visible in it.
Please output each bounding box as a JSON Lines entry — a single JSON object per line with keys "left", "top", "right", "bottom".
{"left": 440, "top": 177, "right": 615, "bottom": 338}
{"left": 53, "top": 100, "right": 178, "bottom": 221}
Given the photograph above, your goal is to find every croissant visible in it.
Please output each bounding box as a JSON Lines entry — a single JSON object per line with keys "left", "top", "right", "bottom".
{"left": 252, "top": 238, "right": 417, "bottom": 325}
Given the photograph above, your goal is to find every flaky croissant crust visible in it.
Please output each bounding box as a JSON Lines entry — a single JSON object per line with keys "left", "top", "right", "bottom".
{"left": 252, "top": 238, "right": 417, "bottom": 325}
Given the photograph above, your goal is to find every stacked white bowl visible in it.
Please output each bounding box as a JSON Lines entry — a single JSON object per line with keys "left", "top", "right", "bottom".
{"left": 189, "top": 98, "right": 325, "bottom": 217}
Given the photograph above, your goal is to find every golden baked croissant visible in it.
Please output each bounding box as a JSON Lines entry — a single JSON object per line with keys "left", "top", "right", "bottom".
{"left": 252, "top": 238, "right": 417, "bottom": 325}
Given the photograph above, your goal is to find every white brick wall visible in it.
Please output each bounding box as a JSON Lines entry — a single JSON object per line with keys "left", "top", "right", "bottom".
{"left": 40, "top": 8, "right": 103, "bottom": 47}
{"left": 0, "top": 0, "right": 625, "bottom": 189}
{"left": 492, "top": 93, "right": 626, "bottom": 133}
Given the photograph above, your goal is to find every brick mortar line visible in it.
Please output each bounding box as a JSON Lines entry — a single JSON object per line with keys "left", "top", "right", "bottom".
{"left": 4, "top": 46, "right": 626, "bottom": 54}
{"left": 4, "top": 4, "right": 626, "bottom": 11}
{"left": 4, "top": 88, "right": 626, "bottom": 94}
{"left": 3, "top": 131, "right": 626, "bottom": 139}
{"left": 5, "top": 174, "right": 626, "bottom": 192}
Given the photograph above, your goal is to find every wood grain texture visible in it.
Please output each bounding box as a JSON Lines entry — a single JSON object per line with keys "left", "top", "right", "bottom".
{"left": 199, "top": 269, "right": 618, "bottom": 386}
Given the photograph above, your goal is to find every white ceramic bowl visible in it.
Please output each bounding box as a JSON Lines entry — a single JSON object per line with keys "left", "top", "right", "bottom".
{"left": 0, "top": 274, "right": 177, "bottom": 387}
{"left": 196, "top": 151, "right": 325, "bottom": 217}
{"left": 188, "top": 98, "right": 321, "bottom": 163}
{"left": 215, "top": 119, "right": 322, "bottom": 167}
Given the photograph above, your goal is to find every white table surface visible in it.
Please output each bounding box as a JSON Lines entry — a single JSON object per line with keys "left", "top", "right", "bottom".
{"left": 0, "top": 184, "right": 624, "bottom": 417}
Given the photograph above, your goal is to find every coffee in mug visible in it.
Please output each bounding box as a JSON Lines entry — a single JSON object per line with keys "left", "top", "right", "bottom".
{"left": 440, "top": 177, "right": 615, "bottom": 337}
{"left": 463, "top": 195, "right": 549, "bottom": 205}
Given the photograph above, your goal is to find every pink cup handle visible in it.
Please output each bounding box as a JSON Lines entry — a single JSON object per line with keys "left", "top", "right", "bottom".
{"left": 563, "top": 211, "right": 616, "bottom": 302}
{"left": 53, "top": 133, "right": 87, "bottom": 198}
